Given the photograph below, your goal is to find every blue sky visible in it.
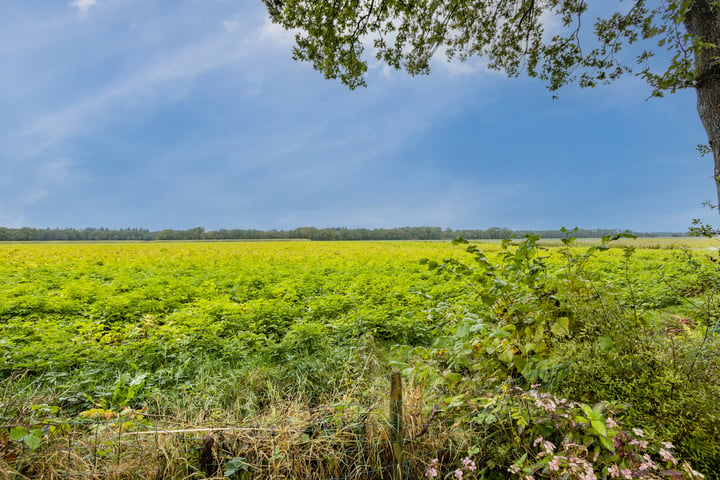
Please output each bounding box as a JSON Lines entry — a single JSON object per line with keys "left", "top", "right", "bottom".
{"left": 0, "top": 0, "right": 711, "bottom": 232}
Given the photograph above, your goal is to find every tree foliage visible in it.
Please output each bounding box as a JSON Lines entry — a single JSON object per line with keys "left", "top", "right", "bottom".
{"left": 263, "top": 0, "right": 704, "bottom": 96}
{"left": 0, "top": 225, "right": 684, "bottom": 241}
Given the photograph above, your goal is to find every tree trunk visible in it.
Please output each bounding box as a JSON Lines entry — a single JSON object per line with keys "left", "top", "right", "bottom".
{"left": 685, "top": 0, "right": 720, "bottom": 210}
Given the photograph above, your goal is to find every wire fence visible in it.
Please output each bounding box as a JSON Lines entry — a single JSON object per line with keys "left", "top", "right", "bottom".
{"left": 1, "top": 370, "right": 567, "bottom": 480}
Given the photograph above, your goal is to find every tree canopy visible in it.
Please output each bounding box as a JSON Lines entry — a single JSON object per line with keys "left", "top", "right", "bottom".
{"left": 265, "top": 1, "right": 693, "bottom": 92}
{"left": 263, "top": 0, "right": 720, "bottom": 220}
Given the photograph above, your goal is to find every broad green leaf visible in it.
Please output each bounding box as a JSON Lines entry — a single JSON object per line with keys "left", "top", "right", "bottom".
{"left": 599, "top": 435, "right": 615, "bottom": 452}
{"left": 9, "top": 426, "right": 28, "bottom": 442}
{"left": 445, "top": 372, "right": 462, "bottom": 385}
{"left": 225, "top": 457, "right": 249, "bottom": 477}
{"left": 598, "top": 336, "right": 614, "bottom": 354}
{"left": 550, "top": 317, "right": 570, "bottom": 336}
{"left": 499, "top": 348, "right": 514, "bottom": 365}
{"left": 24, "top": 434, "right": 41, "bottom": 450}
{"left": 574, "top": 415, "right": 589, "bottom": 424}
{"left": 591, "top": 419, "right": 608, "bottom": 438}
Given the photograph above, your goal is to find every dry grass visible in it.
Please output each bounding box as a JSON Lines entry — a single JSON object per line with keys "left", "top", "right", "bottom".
{"left": 1, "top": 382, "right": 477, "bottom": 480}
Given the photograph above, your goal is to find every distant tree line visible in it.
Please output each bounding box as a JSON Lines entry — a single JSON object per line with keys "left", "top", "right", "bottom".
{"left": 0, "top": 226, "right": 686, "bottom": 242}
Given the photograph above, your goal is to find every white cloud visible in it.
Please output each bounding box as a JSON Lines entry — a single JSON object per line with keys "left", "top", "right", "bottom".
{"left": 259, "top": 17, "right": 295, "bottom": 48}
{"left": 10, "top": 33, "right": 253, "bottom": 159}
{"left": 222, "top": 19, "right": 240, "bottom": 32}
{"left": 70, "top": 0, "right": 98, "bottom": 13}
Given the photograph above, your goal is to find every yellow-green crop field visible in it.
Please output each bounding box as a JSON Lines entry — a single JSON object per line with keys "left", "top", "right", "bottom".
{"left": 0, "top": 241, "right": 473, "bottom": 378}
{"left": 0, "top": 239, "right": 713, "bottom": 403}
{"left": 2, "top": 238, "right": 720, "bottom": 478}
{"left": 0, "top": 240, "right": 705, "bottom": 378}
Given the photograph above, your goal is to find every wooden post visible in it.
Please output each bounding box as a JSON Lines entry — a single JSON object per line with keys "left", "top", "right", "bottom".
{"left": 390, "top": 370, "right": 403, "bottom": 480}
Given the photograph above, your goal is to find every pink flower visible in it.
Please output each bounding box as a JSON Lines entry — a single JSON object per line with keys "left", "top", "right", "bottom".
{"left": 629, "top": 438, "right": 648, "bottom": 449}
{"left": 549, "top": 456, "right": 561, "bottom": 472}
{"left": 641, "top": 453, "right": 658, "bottom": 470}
{"left": 661, "top": 441, "right": 675, "bottom": 449}
{"left": 621, "top": 468, "right": 633, "bottom": 479}
{"left": 632, "top": 428, "right": 644, "bottom": 437}
{"left": 608, "top": 463, "right": 620, "bottom": 478}
{"left": 659, "top": 448, "right": 678, "bottom": 465}
{"left": 425, "top": 459, "right": 439, "bottom": 478}
{"left": 461, "top": 457, "right": 477, "bottom": 472}
{"left": 542, "top": 440, "right": 555, "bottom": 455}
{"left": 606, "top": 417, "right": 618, "bottom": 429}
{"left": 454, "top": 468, "right": 464, "bottom": 480}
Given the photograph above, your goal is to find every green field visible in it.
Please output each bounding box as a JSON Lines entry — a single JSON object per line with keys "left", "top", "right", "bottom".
{"left": 1, "top": 238, "right": 719, "bottom": 478}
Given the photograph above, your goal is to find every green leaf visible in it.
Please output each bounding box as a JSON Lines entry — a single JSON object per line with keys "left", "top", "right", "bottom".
{"left": 24, "top": 434, "right": 42, "bottom": 450}
{"left": 550, "top": 317, "right": 570, "bottom": 336}
{"left": 389, "top": 360, "right": 407, "bottom": 370}
{"left": 591, "top": 419, "right": 608, "bottom": 438}
{"left": 574, "top": 415, "right": 589, "bottom": 424}
{"left": 9, "top": 426, "right": 28, "bottom": 442}
{"left": 224, "top": 457, "right": 249, "bottom": 477}
{"left": 445, "top": 372, "right": 462, "bottom": 385}
{"left": 499, "top": 348, "right": 514, "bottom": 365}
{"left": 599, "top": 434, "right": 615, "bottom": 452}
{"left": 598, "top": 336, "right": 614, "bottom": 355}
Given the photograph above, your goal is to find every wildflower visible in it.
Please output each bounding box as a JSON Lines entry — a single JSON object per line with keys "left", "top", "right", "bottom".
{"left": 425, "top": 459, "right": 439, "bottom": 478}
{"left": 641, "top": 453, "right": 658, "bottom": 470}
{"left": 608, "top": 464, "right": 620, "bottom": 478}
{"left": 461, "top": 457, "right": 477, "bottom": 472}
{"left": 606, "top": 417, "right": 618, "bottom": 429}
{"left": 661, "top": 441, "right": 675, "bottom": 449}
{"left": 632, "top": 428, "right": 644, "bottom": 437}
{"left": 549, "top": 456, "right": 561, "bottom": 472}
{"left": 689, "top": 468, "right": 705, "bottom": 479}
{"left": 659, "top": 448, "right": 678, "bottom": 465}
{"left": 545, "top": 441, "right": 555, "bottom": 454}
{"left": 629, "top": 438, "right": 648, "bottom": 449}
{"left": 454, "top": 468, "right": 464, "bottom": 480}
{"left": 621, "top": 468, "right": 632, "bottom": 479}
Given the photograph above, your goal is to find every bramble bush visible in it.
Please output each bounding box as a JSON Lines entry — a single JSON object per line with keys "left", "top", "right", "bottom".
{"left": 425, "top": 387, "right": 705, "bottom": 479}
{"left": 412, "top": 233, "right": 720, "bottom": 478}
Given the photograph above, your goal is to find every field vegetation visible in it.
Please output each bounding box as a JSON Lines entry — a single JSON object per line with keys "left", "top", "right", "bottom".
{"left": 1, "top": 236, "right": 719, "bottom": 478}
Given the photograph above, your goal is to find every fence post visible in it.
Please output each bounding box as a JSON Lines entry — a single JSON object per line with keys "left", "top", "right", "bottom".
{"left": 390, "top": 370, "right": 403, "bottom": 480}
